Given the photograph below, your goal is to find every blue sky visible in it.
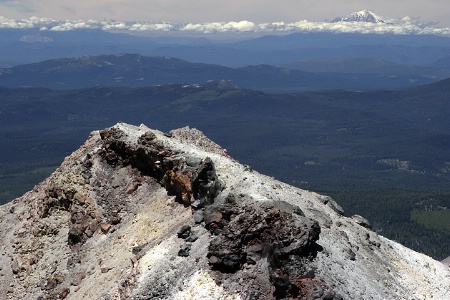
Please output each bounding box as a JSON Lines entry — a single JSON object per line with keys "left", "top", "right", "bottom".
{"left": 0, "top": 0, "right": 449, "bottom": 27}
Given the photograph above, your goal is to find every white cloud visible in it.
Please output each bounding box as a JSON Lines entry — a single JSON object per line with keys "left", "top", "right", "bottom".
{"left": 0, "top": 15, "right": 449, "bottom": 36}
{"left": 1, "top": 0, "right": 450, "bottom": 29}
{"left": 129, "top": 22, "right": 174, "bottom": 32}
{"left": 181, "top": 21, "right": 256, "bottom": 33}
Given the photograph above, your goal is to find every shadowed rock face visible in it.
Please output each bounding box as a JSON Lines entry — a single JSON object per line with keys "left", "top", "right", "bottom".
{"left": 204, "top": 193, "right": 322, "bottom": 298}
{"left": 1, "top": 123, "right": 450, "bottom": 300}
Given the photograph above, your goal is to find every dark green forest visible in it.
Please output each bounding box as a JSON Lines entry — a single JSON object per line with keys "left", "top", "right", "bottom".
{"left": 1, "top": 80, "right": 450, "bottom": 259}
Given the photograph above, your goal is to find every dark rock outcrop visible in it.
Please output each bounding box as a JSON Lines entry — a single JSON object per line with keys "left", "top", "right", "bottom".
{"left": 200, "top": 193, "right": 325, "bottom": 298}
{"left": 99, "top": 127, "right": 224, "bottom": 206}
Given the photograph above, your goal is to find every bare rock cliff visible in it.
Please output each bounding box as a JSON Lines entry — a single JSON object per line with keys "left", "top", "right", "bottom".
{"left": 1, "top": 123, "right": 449, "bottom": 299}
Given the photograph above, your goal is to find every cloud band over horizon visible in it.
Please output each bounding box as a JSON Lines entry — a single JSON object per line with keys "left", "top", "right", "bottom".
{"left": 1, "top": 15, "right": 450, "bottom": 36}
{"left": 1, "top": 0, "right": 450, "bottom": 28}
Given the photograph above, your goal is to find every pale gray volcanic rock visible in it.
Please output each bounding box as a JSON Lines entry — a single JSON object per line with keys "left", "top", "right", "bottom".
{"left": 443, "top": 256, "right": 450, "bottom": 267}
{"left": 0, "top": 123, "right": 449, "bottom": 299}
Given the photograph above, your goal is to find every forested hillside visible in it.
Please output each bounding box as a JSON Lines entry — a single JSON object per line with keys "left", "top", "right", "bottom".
{"left": 1, "top": 79, "right": 450, "bottom": 258}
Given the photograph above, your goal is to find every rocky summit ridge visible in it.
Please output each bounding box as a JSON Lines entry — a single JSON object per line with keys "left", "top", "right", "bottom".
{"left": 0, "top": 123, "right": 449, "bottom": 299}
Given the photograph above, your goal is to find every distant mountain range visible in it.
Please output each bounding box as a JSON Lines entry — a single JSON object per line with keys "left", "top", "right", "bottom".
{"left": 1, "top": 53, "right": 449, "bottom": 92}
{"left": 1, "top": 24, "right": 450, "bottom": 69}
{"left": 282, "top": 57, "right": 447, "bottom": 75}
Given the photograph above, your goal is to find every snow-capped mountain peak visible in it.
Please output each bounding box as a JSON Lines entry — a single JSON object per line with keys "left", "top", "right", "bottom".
{"left": 332, "top": 10, "right": 385, "bottom": 23}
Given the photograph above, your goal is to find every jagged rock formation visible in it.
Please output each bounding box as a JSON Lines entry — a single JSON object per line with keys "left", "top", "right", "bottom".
{"left": 1, "top": 123, "right": 449, "bottom": 299}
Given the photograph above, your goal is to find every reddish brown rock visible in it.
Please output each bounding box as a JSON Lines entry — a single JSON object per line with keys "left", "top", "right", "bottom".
{"left": 58, "top": 287, "right": 70, "bottom": 299}
{"left": 203, "top": 207, "right": 223, "bottom": 226}
{"left": 100, "top": 223, "right": 111, "bottom": 234}
{"left": 126, "top": 182, "right": 140, "bottom": 194}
